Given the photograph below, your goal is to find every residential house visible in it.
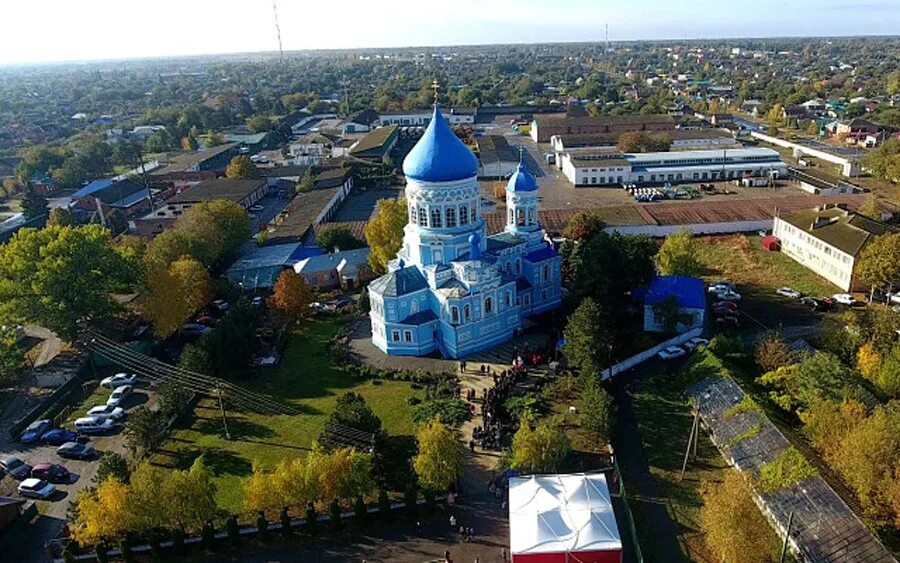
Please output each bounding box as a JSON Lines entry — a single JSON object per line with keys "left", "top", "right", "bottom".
{"left": 28, "top": 171, "right": 59, "bottom": 195}
{"left": 348, "top": 126, "right": 399, "bottom": 161}
{"left": 293, "top": 247, "right": 373, "bottom": 290}
{"left": 772, "top": 205, "right": 893, "bottom": 291}
{"left": 642, "top": 275, "right": 706, "bottom": 333}
{"left": 70, "top": 178, "right": 151, "bottom": 218}
{"left": 150, "top": 143, "right": 241, "bottom": 179}
{"left": 225, "top": 242, "right": 323, "bottom": 290}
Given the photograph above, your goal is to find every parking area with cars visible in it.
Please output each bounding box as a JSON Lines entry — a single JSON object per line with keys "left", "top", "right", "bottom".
{"left": 0, "top": 374, "right": 153, "bottom": 560}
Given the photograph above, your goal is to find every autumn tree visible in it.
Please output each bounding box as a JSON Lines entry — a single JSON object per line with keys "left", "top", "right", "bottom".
{"left": 413, "top": 419, "right": 462, "bottom": 492}
{"left": 561, "top": 211, "right": 606, "bottom": 242}
{"left": 0, "top": 224, "right": 134, "bottom": 339}
{"left": 562, "top": 298, "right": 611, "bottom": 375}
{"left": 364, "top": 197, "right": 407, "bottom": 273}
{"left": 70, "top": 478, "right": 133, "bottom": 545}
{"left": 872, "top": 344, "right": 900, "bottom": 398}
{"left": 510, "top": 416, "right": 571, "bottom": 474}
{"left": 856, "top": 342, "right": 881, "bottom": 382}
{"left": 699, "top": 471, "right": 779, "bottom": 563}
{"left": 46, "top": 207, "right": 77, "bottom": 227}
{"left": 142, "top": 257, "right": 213, "bottom": 337}
{"left": 754, "top": 333, "right": 792, "bottom": 373}
{"left": 269, "top": 270, "right": 313, "bottom": 325}
{"left": 801, "top": 397, "right": 867, "bottom": 462}
{"left": 856, "top": 233, "right": 900, "bottom": 297}
{"left": 654, "top": 227, "right": 703, "bottom": 276}
{"left": 181, "top": 135, "right": 199, "bottom": 151}
{"left": 225, "top": 155, "right": 260, "bottom": 179}
{"left": 859, "top": 195, "right": 882, "bottom": 220}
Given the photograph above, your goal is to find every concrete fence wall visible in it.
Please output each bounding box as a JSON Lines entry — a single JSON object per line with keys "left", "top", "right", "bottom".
{"left": 606, "top": 220, "right": 772, "bottom": 238}
{"left": 749, "top": 131, "right": 859, "bottom": 177}
{"left": 602, "top": 327, "right": 703, "bottom": 380}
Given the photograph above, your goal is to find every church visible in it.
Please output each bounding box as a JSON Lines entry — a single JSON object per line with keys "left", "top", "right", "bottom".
{"left": 367, "top": 105, "right": 562, "bottom": 358}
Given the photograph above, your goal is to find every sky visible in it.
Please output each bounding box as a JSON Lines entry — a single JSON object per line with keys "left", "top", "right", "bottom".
{"left": 0, "top": 0, "right": 898, "bottom": 65}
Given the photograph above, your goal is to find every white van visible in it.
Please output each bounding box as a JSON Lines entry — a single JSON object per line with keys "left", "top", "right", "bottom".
{"left": 74, "top": 416, "right": 114, "bottom": 434}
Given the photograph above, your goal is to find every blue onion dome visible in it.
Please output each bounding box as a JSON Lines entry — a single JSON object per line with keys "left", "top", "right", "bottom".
{"left": 506, "top": 160, "right": 538, "bottom": 192}
{"left": 402, "top": 106, "right": 478, "bottom": 182}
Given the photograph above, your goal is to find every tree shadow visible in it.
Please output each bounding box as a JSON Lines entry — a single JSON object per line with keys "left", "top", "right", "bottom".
{"left": 171, "top": 446, "right": 253, "bottom": 477}
{"left": 194, "top": 417, "right": 276, "bottom": 440}
{"left": 375, "top": 434, "right": 417, "bottom": 491}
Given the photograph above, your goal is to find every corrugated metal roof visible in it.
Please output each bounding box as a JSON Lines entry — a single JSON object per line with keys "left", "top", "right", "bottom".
{"left": 645, "top": 275, "right": 705, "bottom": 309}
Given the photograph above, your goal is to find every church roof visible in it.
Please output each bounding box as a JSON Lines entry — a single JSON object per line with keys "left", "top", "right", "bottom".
{"left": 402, "top": 106, "right": 478, "bottom": 183}
{"left": 526, "top": 245, "right": 558, "bottom": 263}
{"left": 368, "top": 266, "right": 429, "bottom": 297}
{"left": 506, "top": 161, "right": 539, "bottom": 193}
{"left": 398, "top": 310, "right": 439, "bottom": 325}
{"left": 486, "top": 232, "right": 524, "bottom": 251}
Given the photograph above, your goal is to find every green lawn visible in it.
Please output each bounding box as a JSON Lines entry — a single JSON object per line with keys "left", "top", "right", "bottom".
{"left": 155, "top": 317, "right": 422, "bottom": 513}
{"left": 62, "top": 384, "right": 111, "bottom": 426}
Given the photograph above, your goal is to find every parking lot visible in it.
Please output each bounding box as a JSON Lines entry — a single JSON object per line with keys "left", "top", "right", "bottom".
{"left": 0, "top": 380, "right": 155, "bottom": 561}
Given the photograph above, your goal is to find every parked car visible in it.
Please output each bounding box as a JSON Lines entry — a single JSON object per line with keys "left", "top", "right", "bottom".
{"left": 0, "top": 456, "right": 32, "bottom": 480}
{"left": 776, "top": 287, "right": 803, "bottom": 299}
{"left": 106, "top": 385, "right": 133, "bottom": 407}
{"left": 249, "top": 204, "right": 264, "bottom": 212}
{"left": 180, "top": 323, "right": 211, "bottom": 337}
{"left": 716, "top": 315, "right": 741, "bottom": 328}
{"left": 196, "top": 315, "right": 217, "bottom": 327}
{"left": 658, "top": 346, "right": 687, "bottom": 360}
{"left": 212, "top": 299, "right": 230, "bottom": 312}
{"left": 86, "top": 404, "right": 125, "bottom": 421}
{"left": 74, "top": 416, "right": 115, "bottom": 435}
{"left": 866, "top": 291, "right": 889, "bottom": 304}
{"left": 801, "top": 296, "right": 833, "bottom": 311}
{"left": 18, "top": 478, "right": 56, "bottom": 500}
{"left": 251, "top": 296, "right": 265, "bottom": 308}
{"left": 714, "top": 290, "right": 742, "bottom": 302}
{"left": 683, "top": 337, "right": 710, "bottom": 351}
{"left": 30, "top": 463, "right": 70, "bottom": 484}
{"left": 832, "top": 293, "right": 857, "bottom": 306}
{"left": 335, "top": 298, "right": 353, "bottom": 310}
{"left": 40, "top": 428, "right": 79, "bottom": 446}
{"left": 57, "top": 442, "right": 97, "bottom": 460}
{"left": 20, "top": 419, "right": 52, "bottom": 443}
{"left": 101, "top": 373, "right": 138, "bottom": 389}
{"left": 708, "top": 280, "right": 735, "bottom": 293}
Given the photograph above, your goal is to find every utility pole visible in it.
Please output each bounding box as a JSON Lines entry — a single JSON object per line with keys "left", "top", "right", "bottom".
{"left": 780, "top": 510, "right": 794, "bottom": 563}
{"left": 217, "top": 387, "right": 231, "bottom": 440}
{"left": 680, "top": 404, "right": 700, "bottom": 480}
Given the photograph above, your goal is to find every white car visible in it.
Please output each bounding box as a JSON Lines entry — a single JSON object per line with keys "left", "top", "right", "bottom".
{"left": 832, "top": 293, "right": 857, "bottom": 306}
{"left": 74, "top": 416, "right": 115, "bottom": 434}
{"left": 18, "top": 478, "right": 56, "bottom": 500}
{"left": 658, "top": 346, "right": 687, "bottom": 360}
{"left": 100, "top": 373, "right": 138, "bottom": 389}
{"left": 683, "top": 337, "right": 710, "bottom": 351}
{"left": 249, "top": 205, "right": 264, "bottom": 212}
{"left": 708, "top": 281, "right": 735, "bottom": 293}
{"left": 86, "top": 404, "right": 126, "bottom": 421}
{"left": 776, "top": 287, "right": 802, "bottom": 299}
{"left": 715, "top": 289, "right": 742, "bottom": 302}
{"left": 106, "top": 385, "right": 133, "bottom": 407}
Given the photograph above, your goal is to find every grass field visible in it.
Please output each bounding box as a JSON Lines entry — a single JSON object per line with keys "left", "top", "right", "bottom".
{"left": 155, "top": 317, "right": 423, "bottom": 513}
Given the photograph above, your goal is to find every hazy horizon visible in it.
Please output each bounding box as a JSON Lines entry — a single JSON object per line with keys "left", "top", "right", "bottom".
{"left": 2, "top": 0, "right": 899, "bottom": 66}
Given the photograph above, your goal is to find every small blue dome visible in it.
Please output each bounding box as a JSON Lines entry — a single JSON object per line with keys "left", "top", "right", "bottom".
{"left": 506, "top": 161, "right": 538, "bottom": 193}
{"left": 402, "top": 106, "right": 478, "bottom": 183}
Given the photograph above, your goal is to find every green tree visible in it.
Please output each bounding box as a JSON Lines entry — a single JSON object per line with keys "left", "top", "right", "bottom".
{"left": 21, "top": 185, "right": 48, "bottom": 219}
{"left": 0, "top": 225, "right": 134, "bottom": 339}
{"left": 888, "top": 70, "right": 900, "bottom": 97}
{"left": 326, "top": 392, "right": 383, "bottom": 435}
{"left": 650, "top": 295, "right": 693, "bottom": 334}
{"left": 295, "top": 167, "right": 315, "bottom": 193}
{"left": 561, "top": 211, "right": 606, "bottom": 242}
{"left": 178, "top": 343, "right": 212, "bottom": 375}
{"left": 157, "top": 380, "right": 194, "bottom": 421}
{"left": 142, "top": 257, "right": 213, "bottom": 338}
{"left": 246, "top": 115, "right": 273, "bottom": 133}
{"left": 46, "top": 207, "right": 77, "bottom": 227}
{"left": 203, "top": 132, "right": 224, "bottom": 148}
{"left": 578, "top": 377, "right": 615, "bottom": 444}
{"left": 225, "top": 155, "right": 260, "bottom": 179}
{"left": 364, "top": 197, "right": 407, "bottom": 273}
{"left": 316, "top": 226, "right": 366, "bottom": 252}
{"left": 94, "top": 453, "right": 131, "bottom": 485}
{"left": 124, "top": 407, "right": 168, "bottom": 456}
{"left": 413, "top": 419, "right": 462, "bottom": 492}
{"left": 510, "top": 416, "right": 571, "bottom": 474}
{"left": 0, "top": 325, "right": 25, "bottom": 385}
{"left": 562, "top": 298, "right": 611, "bottom": 374}
{"left": 181, "top": 135, "right": 199, "bottom": 151}
{"left": 873, "top": 344, "right": 900, "bottom": 398}
{"left": 654, "top": 227, "right": 704, "bottom": 276}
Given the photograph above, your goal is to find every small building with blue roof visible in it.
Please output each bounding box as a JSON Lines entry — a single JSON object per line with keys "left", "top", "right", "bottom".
{"left": 642, "top": 275, "right": 706, "bottom": 334}
{"left": 367, "top": 105, "right": 561, "bottom": 358}
{"left": 225, "top": 243, "right": 323, "bottom": 290}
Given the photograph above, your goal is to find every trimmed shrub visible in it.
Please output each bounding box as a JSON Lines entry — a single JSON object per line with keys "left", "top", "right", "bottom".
{"left": 201, "top": 520, "right": 215, "bottom": 550}
{"left": 256, "top": 511, "right": 268, "bottom": 542}
{"left": 226, "top": 515, "right": 240, "bottom": 547}
{"left": 329, "top": 498, "right": 342, "bottom": 528}
{"left": 171, "top": 526, "right": 185, "bottom": 555}
{"left": 280, "top": 507, "right": 292, "bottom": 537}
{"left": 304, "top": 502, "right": 317, "bottom": 535}
{"left": 354, "top": 496, "right": 368, "bottom": 527}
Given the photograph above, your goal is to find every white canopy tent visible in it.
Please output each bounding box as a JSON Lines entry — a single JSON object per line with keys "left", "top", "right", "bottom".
{"left": 508, "top": 473, "right": 623, "bottom": 563}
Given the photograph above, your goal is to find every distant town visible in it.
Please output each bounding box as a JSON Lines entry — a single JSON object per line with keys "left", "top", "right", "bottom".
{"left": 0, "top": 36, "right": 899, "bottom": 563}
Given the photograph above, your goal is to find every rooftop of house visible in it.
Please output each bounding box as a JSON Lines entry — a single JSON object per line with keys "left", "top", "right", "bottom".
{"left": 293, "top": 247, "right": 370, "bottom": 274}
{"left": 477, "top": 135, "right": 519, "bottom": 164}
{"left": 151, "top": 143, "right": 239, "bottom": 175}
{"left": 167, "top": 178, "right": 266, "bottom": 205}
{"left": 226, "top": 132, "right": 268, "bottom": 145}
{"left": 226, "top": 242, "right": 321, "bottom": 274}
{"left": 268, "top": 187, "right": 342, "bottom": 242}
{"left": 368, "top": 265, "right": 429, "bottom": 297}
{"left": 644, "top": 275, "right": 706, "bottom": 309}
{"left": 313, "top": 167, "right": 352, "bottom": 188}
{"left": 780, "top": 206, "right": 892, "bottom": 256}
{"left": 349, "top": 125, "right": 398, "bottom": 155}
{"left": 534, "top": 113, "right": 675, "bottom": 128}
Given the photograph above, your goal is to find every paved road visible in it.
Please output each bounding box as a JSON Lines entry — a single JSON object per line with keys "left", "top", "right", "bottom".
{"left": 0, "top": 384, "right": 153, "bottom": 562}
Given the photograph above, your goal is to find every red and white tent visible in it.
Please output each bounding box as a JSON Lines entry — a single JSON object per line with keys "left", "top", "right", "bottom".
{"left": 508, "top": 472, "right": 622, "bottom": 563}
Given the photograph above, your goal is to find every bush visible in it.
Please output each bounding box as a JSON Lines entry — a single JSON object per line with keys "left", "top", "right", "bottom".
{"left": 411, "top": 399, "right": 471, "bottom": 426}
{"left": 758, "top": 447, "right": 817, "bottom": 492}
{"left": 708, "top": 334, "right": 744, "bottom": 357}
{"left": 406, "top": 396, "right": 421, "bottom": 406}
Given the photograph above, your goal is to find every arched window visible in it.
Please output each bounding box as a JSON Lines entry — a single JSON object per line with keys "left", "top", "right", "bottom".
{"left": 528, "top": 208, "right": 536, "bottom": 225}
{"left": 516, "top": 209, "right": 526, "bottom": 226}
{"left": 464, "top": 304, "right": 471, "bottom": 322}
{"left": 484, "top": 297, "right": 493, "bottom": 314}
{"left": 508, "top": 209, "right": 514, "bottom": 224}
{"left": 470, "top": 205, "right": 476, "bottom": 222}
{"left": 543, "top": 264, "right": 550, "bottom": 281}
{"left": 411, "top": 299, "right": 419, "bottom": 314}
{"left": 418, "top": 207, "right": 427, "bottom": 227}
{"left": 451, "top": 306, "right": 459, "bottom": 324}
{"left": 430, "top": 207, "right": 443, "bottom": 228}
{"left": 459, "top": 206, "right": 469, "bottom": 225}
{"left": 446, "top": 207, "right": 456, "bottom": 228}
{"left": 515, "top": 259, "right": 521, "bottom": 273}
{"left": 505, "top": 291, "right": 512, "bottom": 307}
{"left": 409, "top": 204, "right": 417, "bottom": 223}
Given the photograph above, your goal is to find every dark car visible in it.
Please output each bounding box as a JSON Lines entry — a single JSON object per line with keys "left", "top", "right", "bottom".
{"left": 41, "top": 428, "right": 80, "bottom": 446}
{"left": 0, "top": 456, "right": 32, "bottom": 480}
{"left": 20, "top": 419, "right": 52, "bottom": 443}
{"left": 31, "top": 463, "right": 71, "bottom": 483}
{"left": 57, "top": 442, "right": 96, "bottom": 460}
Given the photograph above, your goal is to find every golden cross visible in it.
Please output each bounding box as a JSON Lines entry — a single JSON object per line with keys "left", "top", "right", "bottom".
{"left": 431, "top": 79, "right": 440, "bottom": 106}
